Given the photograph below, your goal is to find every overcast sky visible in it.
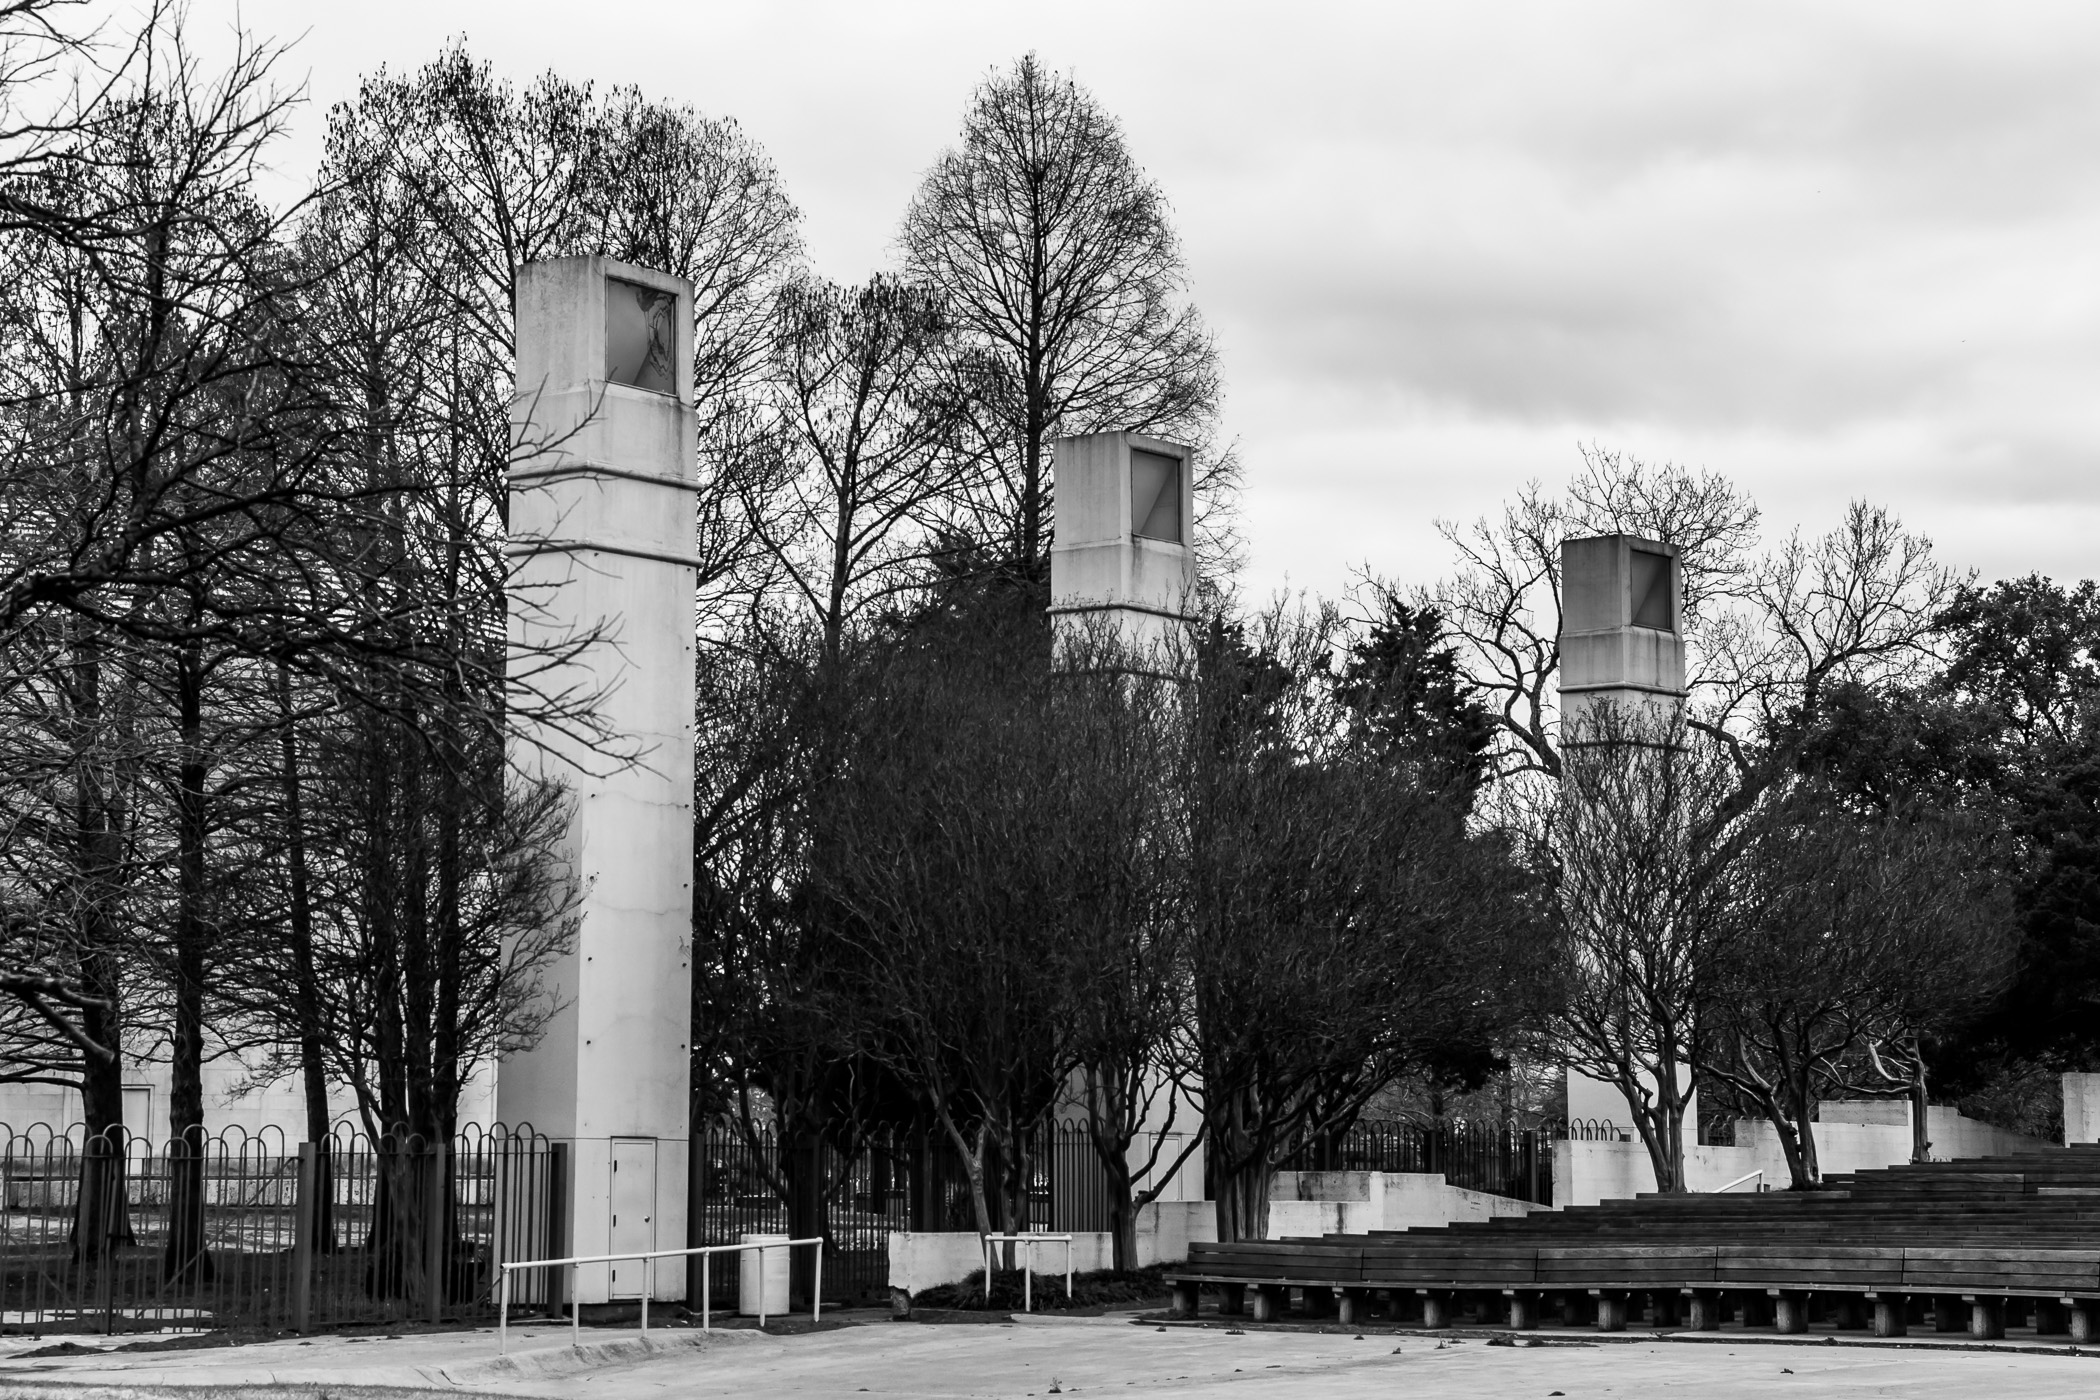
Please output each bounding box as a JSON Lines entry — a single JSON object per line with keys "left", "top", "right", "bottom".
{"left": 214, "top": 0, "right": 2100, "bottom": 604}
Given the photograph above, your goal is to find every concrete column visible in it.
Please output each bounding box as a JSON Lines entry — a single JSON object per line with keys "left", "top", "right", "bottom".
{"left": 1773, "top": 1292, "right": 1809, "bottom": 1335}
{"left": 1338, "top": 1289, "right": 1371, "bottom": 1326}
{"left": 1251, "top": 1285, "right": 1287, "bottom": 1322}
{"left": 1872, "top": 1297, "right": 1908, "bottom": 1338}
{"left": 1968, "top": 1296, "right": 2005, "bottom": 1340}
{"left": 1048, "top": 431, "right": 1197, "bottom": 673}
{"left": 502, "top": 256, "right": 698, "bottom": 1304}
{"left": 1593, "top": 1292, "right": 1627, "bottom": 1332}
{"left": 2069, "top": 1301, "right": 2096, "bottom": 1342}
{"left": 1684, "top": 1291, "right": 1722, "bottom": 1331}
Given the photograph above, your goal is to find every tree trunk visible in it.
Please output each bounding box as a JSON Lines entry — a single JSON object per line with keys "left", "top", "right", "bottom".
{"left": 277, "top": 663, "right": 335, "bottom": 1251}
{"left": 68, "top": 627, "right": 134, "bottom": 1255}
{"left": 164, "top": 636, "right": 212, "bottom": 1285}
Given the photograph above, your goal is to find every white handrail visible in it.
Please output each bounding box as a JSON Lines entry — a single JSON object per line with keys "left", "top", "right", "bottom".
{"left": 981, "top": 1232, "right": 1074, "bottom": 1313}
{"left": 498, "top": 1236, "right": 822, "bottom": 1354}
{"left": 1713, "top": 1169, "right": 1764, "bottom": 1193}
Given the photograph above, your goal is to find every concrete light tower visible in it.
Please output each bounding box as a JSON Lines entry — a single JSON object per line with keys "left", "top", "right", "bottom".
{"left": 1047, "top": 429, "right": 1207, "bottom": 1208}
{"left": 1558, "top": 533, "right": 1687, "bottom": 732}
{"left": 1048, "top": 431, "right": 1198, "bottom": 669}
{"left": 1557, "top": 532, "right": 1694, "bottom": 1154}
{"left": 502, "top": 257, "right": 696, "bottom": 1304}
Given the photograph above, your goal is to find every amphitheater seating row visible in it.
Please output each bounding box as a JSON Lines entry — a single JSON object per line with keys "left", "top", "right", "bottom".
{"left": 1166, "top": 1145, "right": 2100, "bottom": 1340}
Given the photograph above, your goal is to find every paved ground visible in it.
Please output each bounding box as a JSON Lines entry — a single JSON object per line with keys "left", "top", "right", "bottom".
{"left": 6, "top": 1315, "right": 2100, "bottom": 1399}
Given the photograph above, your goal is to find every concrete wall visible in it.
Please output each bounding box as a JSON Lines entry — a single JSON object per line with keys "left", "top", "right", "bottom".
{"left": 886, "top": 1202, "right": 1218, "bottom": 1295}
{"left": 1266, "top": 1170, "right": 1550, "bottom": 1238}
{"left": 1565, "top": 1067, "right": 1695, "bottom": 1135}
{"left": 1554, "top": 1107, "right": 2056, "bottom": 1207}
{"left": 2065, "top": 1073, "right": 2100, "bottom": 1144}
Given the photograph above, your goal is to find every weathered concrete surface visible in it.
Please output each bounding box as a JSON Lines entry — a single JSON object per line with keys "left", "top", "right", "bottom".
{"left": 7, "top": 1318, "right": 2100, "bottom": 1399}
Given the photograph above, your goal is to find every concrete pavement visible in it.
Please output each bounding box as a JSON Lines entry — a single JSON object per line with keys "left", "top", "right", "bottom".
{"left": 6, "top": 1314, "right": 2100, "bottom": 1399}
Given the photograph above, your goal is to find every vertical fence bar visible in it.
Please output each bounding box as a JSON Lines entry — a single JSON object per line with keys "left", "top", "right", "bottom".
{"left": 547, "top": 1142, "right": 568, "bottom": 1322}
{"left": 425, "top": 1139, "right": 447, "bottom": 1324}
{"left": 294, "top": 1142, "right": 316, "bottom": 1333}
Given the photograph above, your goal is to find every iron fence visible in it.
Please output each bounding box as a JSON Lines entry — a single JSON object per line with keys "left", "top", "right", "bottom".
{"left": 2, "top": 1115, "right": 1555, "bottom": 1333}
{"left": 1280, "top": 1119, "right": 1556, "bottom": 1204}
{"left": 0, "top": 1124, "right": 554, "bottom": 1336}
{"left": 690, "top": 1119, "right": 1118, "bottom": 1306}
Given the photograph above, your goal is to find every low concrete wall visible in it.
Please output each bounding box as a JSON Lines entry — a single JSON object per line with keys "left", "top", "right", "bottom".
{"left": 1553, "top": 1139, "right": 1762, "bottom": 1207}
{"left": 2067, "top": 1073, "right": 2100, "bottom": 1145}
{"left": 1266, "top": 1171, "right": 1550, "bottom": 1238}
{"left": 1555, "top": 1107, "right": 2056, "bottom": 1207}
{"left": 886, "top": 1201, "right": 1217, "bottom": 1295}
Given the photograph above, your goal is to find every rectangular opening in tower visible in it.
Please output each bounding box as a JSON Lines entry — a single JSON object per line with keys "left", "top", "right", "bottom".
{"left": 1131, "top": 449, "right": 1183, "bottom": 543}
{"left": 605, "top": 277, "right": 677, "bottom": 394}
{"left": 1629, "top": 548, "right": 1674, "bottom": 631}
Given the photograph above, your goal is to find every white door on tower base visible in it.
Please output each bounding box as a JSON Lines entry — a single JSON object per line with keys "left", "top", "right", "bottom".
{"left": 609, "top": 1138, "right": 657, "bottom": 1299}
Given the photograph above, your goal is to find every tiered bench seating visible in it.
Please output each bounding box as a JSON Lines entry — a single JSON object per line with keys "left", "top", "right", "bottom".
{"left": 1167, "top": 1145, "right": 2100, "bottom": 1339}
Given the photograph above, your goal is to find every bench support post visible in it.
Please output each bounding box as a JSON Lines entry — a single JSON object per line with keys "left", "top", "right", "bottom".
{"left": 1592, "top": 1291, "right": 1626, "bottom": 1333}
{"left": 1773, "top": 1291, "right": 1808, "bottom": 1335}
{"left": 1169, "top": 1281, "right": 1198, "bottom": 1319}
{"left": 1871, "top": 1296, "right": 1907, "bottom": 1338}
{"left": 1684, "top": 1291, "right": 1721, "bottom": 1331}
{"left": 2069, "top": 1301, "right": 2096, "bottom": 1342}
{"left": 1251, "top": 1285, "right": 1286, "bottom": 1323}
{"left": 1420, "top": 1290, "right": 1453, "bottom": 1330}
{"left": 1506, "top": 1291, "right": 1539, "bottom": 1330}
{"left": 1216, "top": 1282, "right": 1244, "bottom": 1317}
{"left": 1967, "top": 1296, "right": 2004, "bottom": 1340}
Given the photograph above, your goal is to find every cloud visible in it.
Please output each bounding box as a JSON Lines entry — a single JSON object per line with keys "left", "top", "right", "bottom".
{"left": 216, "top": 0, "right": 2100, "bottom": 600}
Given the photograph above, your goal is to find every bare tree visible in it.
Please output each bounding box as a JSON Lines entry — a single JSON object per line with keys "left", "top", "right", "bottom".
{"left": 744, "top": 274, "right": 968, "bottom": 661}
{"left": 1412, "top": 447, "right": 1761, "bottom": 783}
{"left": 898, "top": 54, "right": 1232, "bottom": 572}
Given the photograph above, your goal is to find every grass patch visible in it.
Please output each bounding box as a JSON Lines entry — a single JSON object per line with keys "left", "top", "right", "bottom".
{"left": 913, "top": 1266, "right": 1172, "bottom": 1314}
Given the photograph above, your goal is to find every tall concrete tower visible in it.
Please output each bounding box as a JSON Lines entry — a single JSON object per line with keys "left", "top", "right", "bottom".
{"left": 502, "top": 257, "right": 696, "bottom": 1304}
{"left": 1558, "top": 533, "right": 1687, "bottom": 733}
{"left": 1557, "top": 532, "right": 1694, "bottom": 1153}
{"left": 1047, "top": 430, "right": 1198, "bottom": 670}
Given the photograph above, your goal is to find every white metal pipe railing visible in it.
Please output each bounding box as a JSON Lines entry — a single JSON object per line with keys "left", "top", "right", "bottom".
{"left": 1712, "top": 1169, "right": 1764, "bottom": 1193}
{"left": 981, "top": 1233, "right": 1074, "bottom": 1313}
{"left": 497, "top": 1237, "right": 822, "bottom": 1354}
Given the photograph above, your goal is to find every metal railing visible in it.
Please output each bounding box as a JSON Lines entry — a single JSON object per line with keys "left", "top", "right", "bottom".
{"left": 497, "top": 1237, "right": 821, "bottom": 1353}
{"left": 980, "top": 1233, "right": 1072, "bottom": 1312}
